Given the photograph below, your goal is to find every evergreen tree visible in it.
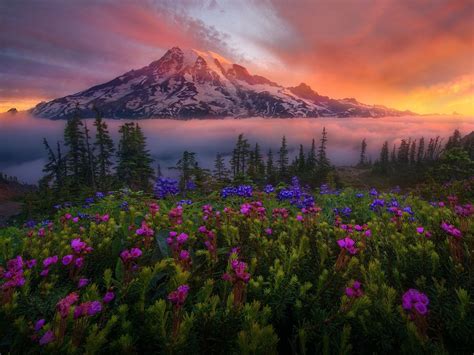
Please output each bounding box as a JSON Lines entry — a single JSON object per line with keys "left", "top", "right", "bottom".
{"left": 445, "top": 129, "right": 462, "bottom": 150}
{"left": 213, "top": 153, "right": 228, "bottom": 182}
{"left": 316, "top": 127, "right": 331, "bottom": 180}
{"left": 409, "top": 140, "right": 417, "bottom": 165}
{"left": 379, "top": 141, "right": 389, "bottom": 173}
{"left": 390, "top": 144, "right": 397, "bottom": 163}
{"left": 173, "top": 151, "right": 198, "bottom": 191}
{"left": 83, "top": 121, "right": 96, "bottom": 190}
{"left": 359, "top": 138, "right": 367, "bottom": 166}
{"left": 41, "top": 138, "right": 66, "bottom": 189}
{"left": 94, "top": 113, "right": 115, "bottom": 188}
{"left": 116, "top": 123, "right": 154, "bottom": 190}
{"left": 254, "top": 143, "right": 265, "bottom": 180}
{"left": 230, "top": 134, "right": 250, "bottom": 179}
{"left": 417, "top": 137, "right": 425, "bottom": 163}
{"left": 266, "top": 149, "right": 276, "bottom": 184}
{"left": 306, "top": 138, "right": 316, "bottom": 171}
{"left": 297, "top": 144, "right": 305, "bottom": 175}
{"left": 277, "top": 136, "right": 289, "bottom": 180}
{"left": 64, "top": 112, "right": 87, "bottom": 182}
{"left": 156, "top": 163, "right": 162, "bottom": 178}
{"left": 397, "top": 139, "right": 410, "bottom": 165}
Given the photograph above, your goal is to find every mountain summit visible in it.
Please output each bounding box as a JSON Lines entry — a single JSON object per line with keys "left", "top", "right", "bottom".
{"left": 31, "top": 47, "right": 413, "bottom": 119}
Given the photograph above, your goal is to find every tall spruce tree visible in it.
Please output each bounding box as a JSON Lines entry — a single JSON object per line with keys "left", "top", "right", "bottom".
{"left": 316, "top": 127, "right": 331, "bottom": 179}
{"left": 379, "top": 141, "right": 389, "bottom": 173}
{"left": 83, "top": 121, "right": 96, "bottom": 190}
{"left": 277, "top": 136, "right": 289, "bottom": 181}
{"left": 116, "top": 122, "right": 154, "bottom": 190}
{"left": 359, "top": 138, "right": 367, "bottom": 166}
{"left": 417, "top": 137, "right": 425, "bottom": 163}
{"left": 94, "top": 113, "right": 115, "bottom": 188}
{"left": 64, "top": 112, "right": 87, "bottom": 183}
{"left": 266, "top": 149, "right": 276, "bottom": 184}
{"left": 213, "top": 153, "right": 228, "bottom": 182}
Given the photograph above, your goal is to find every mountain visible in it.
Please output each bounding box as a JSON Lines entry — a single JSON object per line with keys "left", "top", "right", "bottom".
{"left": 31, "top": 47, "right": 414, "bottom": 119}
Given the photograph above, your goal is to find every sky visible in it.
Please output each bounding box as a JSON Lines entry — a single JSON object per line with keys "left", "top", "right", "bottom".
{"left": 1, "top": 0, "right": 473, "bottom": 115}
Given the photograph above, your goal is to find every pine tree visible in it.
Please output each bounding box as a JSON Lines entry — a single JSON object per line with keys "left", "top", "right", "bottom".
{"left": 64, "top": 112, "right": 87, "bottom": 182}
{"left": 83, "top": 121, "right": 96, "bottom": 190}
{"left": 409, "top": 140, "right": 417, "bottom": 165}
{"left": 42, "top": 138, "right": 66, "bottom": 189}
{"left": 390, "top": 144, "right": 397, "bottom": 163}
{"left": 230, "top": 134, "right": 250, "bottom": 179}
{"left": 417, "top": 137, "right": 425, "bottom": 163}
{"left": 173, "top": 151, "right": 198, "bottom": 190}
{"left": 359, "top": 138, "right": 367, "bottom": 166}
{"left": 266, "top": 149, "right": 276, "bottom": 184}
{"left": 297, "top": 144, "right": 305, "bottom": 175}
{"left": 213, "top": 153, "right": 228, "bottom": 182}
{"left": 156, "top": 163, "right": 162, "bottom": 178}
{"left": 94, "top": 113, "right": 115, "bottom": 188}
{"left": 445, "top": 129, "right": 462, "bottom": 150}
{"left": 116, "top": 123, "right": 153, "bottom": 190}
{"left": 306, "top": 138, "right": 316, "bottom": 171}
{"left": 379, "top": 141, "right": 389, "bottom": 173}
{"left": 316, "top": 127, "right": 331, "bottom": 180}
{"left": 254, "top": 143, "right": 265, "bottom": 180}
{"left": 397, "top": 139, "right": 410, "bottom": 165}
{"left": 277, "top": 136, "right": 289, "bottom": 180}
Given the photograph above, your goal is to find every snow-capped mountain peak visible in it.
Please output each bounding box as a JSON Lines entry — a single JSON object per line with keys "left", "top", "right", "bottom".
{"left": 31, "top": 46, "right": 414, "bottom": 119}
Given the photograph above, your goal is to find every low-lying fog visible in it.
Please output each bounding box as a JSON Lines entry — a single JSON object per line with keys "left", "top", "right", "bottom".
{"left": 1, "top": 113, "right": 473, "bottom": 184}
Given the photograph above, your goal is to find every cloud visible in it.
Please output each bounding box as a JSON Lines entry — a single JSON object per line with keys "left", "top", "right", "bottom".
{"left": 0, "top": 0, "right": 234, "bottom": 110}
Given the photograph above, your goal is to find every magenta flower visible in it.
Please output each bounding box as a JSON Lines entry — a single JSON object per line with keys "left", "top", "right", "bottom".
{"left": 337, "top": 237, "right": 358, "bottom": 255}
{"left": 296, "top": 215, "right": 304, "bottom": 222}
{"left": 402, "top": 289, "right": 429, "bottom": 316}
{"left": 130, "top": 247, "right": 142, "bottom": 258}
{"left": 39, "top": 330, "right": 55, "bottom": 345}
{"left": 75, "top": 257, "right": 84, "bottom": 268}
{"left": 177, "top": 233, "right": 188, "bottom": 244}
{"left": 26, "top": 259, "right": 36, "bottom": 269}
{"left": 441, "top": 221, "right": 462, "bottom": 239}
{"left": 179, "top": 250, "right": 190, "bottom": 261}
{"left": 416, "top": 227, "right": 424, "bottom": 234}
{"left": 56, "top": 292, "right": 79, "bottom": 318}
{"left": 62, "top": 255, "right": 73, "bottom": 266}
{"left": 345, "top": 280, "right": 363, "bottom": 298}
{"left": 71, "top": 238, "right": 86, "bottom": 253}
{"left": 43, "top": 256, "right": 58, "bottom": 268}
{"left": 136, "top": 221, "right": 154, "bottom": 237}
{"left": 168, "top": 284, "right": 190, "bottom": 306}
{"left": 265, "top": 228, "right": 272, "bottom": 235}
{"left": 103, "top": 291, "right": 115, "bottom": 303}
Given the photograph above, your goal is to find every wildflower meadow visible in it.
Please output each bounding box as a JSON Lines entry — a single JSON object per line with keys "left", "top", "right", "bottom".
{"left": 1, "top": 177, "right": 473, "bottom": 354}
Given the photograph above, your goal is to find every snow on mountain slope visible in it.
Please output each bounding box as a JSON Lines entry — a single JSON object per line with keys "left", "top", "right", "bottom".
{"left": 31, "top": 47, "right": 414, "bottom": 119}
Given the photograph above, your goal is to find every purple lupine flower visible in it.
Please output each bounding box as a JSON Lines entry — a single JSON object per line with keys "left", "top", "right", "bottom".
{"left": 42, "top": 256, "right": 58, "bottom": 268}
{"left": 87, "top": 301, "right": 102, "bottom": 316}
{"left": 78, "top": 278, "right": 89, "bottom": 288}
{"left": 62, "top": 255, "right": 74, "bottom": 266}
{"left": 26, "top": 259, "right": 37, "bottom": 269}
{"left": 39, "top": 330, "right": 55, "bottom": 345}
{"left": 103, "top": 291, "right": 115, "bottom": 303}
{"left": 34, "top": 319, "right": 46, "bottom": 332}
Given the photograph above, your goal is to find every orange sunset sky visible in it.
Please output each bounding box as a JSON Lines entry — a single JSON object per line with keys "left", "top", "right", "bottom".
{"left": 0, "top": 0, "right": 473, "bottom": 115}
